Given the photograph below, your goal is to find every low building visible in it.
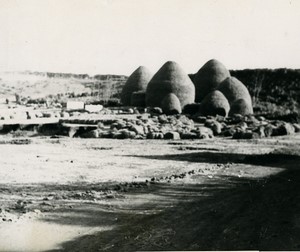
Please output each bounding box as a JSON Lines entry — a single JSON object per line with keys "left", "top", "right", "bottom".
{"left": 66, "top": 101, "right": 85, "bottom": 110}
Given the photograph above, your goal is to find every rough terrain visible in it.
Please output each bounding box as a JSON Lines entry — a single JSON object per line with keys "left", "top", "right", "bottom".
{"left": 0, "top": 135, "right": 300, "bottom": 251}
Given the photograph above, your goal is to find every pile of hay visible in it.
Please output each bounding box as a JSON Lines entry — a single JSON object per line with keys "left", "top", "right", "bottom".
{"left": 121, "top": 66, "right": 153, "bottom": 106}
{"left": 146, "top": 61, "right": 195, "bottom": 108}
{"left": 229, "top": 98, "right": 253, "bottom": 116}
{"left": 193, "top": 59, "right": 230, "bottom": 102}
{"left": 161, "top": 93, "right": 182, "bottom": 115}
{"left": 218, "top": 77, "right": 252, "bottom": 106}
{"left": 199, "top": 90, "right": 230, "bottom": 117}
{"left": 131, "top": 91, "right": 146, "bottom": 107}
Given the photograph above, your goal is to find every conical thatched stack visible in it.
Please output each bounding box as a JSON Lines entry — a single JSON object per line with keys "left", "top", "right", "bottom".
{"left": 131, "top": 91, "right": 146, "bottom": 107}
{"left": 218, "top": 76, "right": 252, "bottom": 106}
{"left": 161, "top": 93, "right": 182, "bottom": 115}
{"left": 146, "top": 61, "right": 195, "bottom": 108}
{"left": 199, "top": 90, "right": 230, "bottom": 117}
{"left": 121, "top": 66, "right": 153, "bottom": 106}
{"left": 193, "top": 59, "right": 230, "bottom": 102}
{"left": 229, "top": 98, "right": 253, "bottom": 116}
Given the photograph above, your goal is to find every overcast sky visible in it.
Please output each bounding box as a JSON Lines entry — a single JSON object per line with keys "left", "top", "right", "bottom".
{"left": 0, "top": 0, "right": 299, "bottom": 75}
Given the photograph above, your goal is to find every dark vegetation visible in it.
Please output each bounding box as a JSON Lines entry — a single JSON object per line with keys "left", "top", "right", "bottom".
{"left": 229, "top": 69, "right": 300, "bottom": 113}
{"left": 189, "top": 68, "right": 300, "bottom": 116}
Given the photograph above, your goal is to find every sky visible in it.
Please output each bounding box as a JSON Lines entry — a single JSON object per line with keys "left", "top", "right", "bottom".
{"left": 0, "top": 0, "right": 299, "bottom": 75}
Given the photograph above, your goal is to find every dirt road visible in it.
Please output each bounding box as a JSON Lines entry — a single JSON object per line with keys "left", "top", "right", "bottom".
{"left": 0, "top": 136, "right": 300, "bottom": 251}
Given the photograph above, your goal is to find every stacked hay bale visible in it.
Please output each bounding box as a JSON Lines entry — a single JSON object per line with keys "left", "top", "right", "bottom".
{"left": 193, "top": 59, "right": 230, "bottom": 102}
{"left": 229, "top": 99, "right": 253, "bottom": 116}
{"left": 191, "top": 59, "right": 253, "bottom": 117}
{"left": 121, "top": 66, "right": 153, "bottom": 106}
{"left": 161, "top": 93, "right": 182, "bottom": 115}
{"left": 131, "top": 91, "right": 146, "bottom": 107}
{"left": 199, "top": 90, "right": 230, "bottom": 117}
{"left": 218, "top": 77, "right": 253, "bottom": 115}
{"left": 146, "top": 61, "right": 195, "bottom": 114}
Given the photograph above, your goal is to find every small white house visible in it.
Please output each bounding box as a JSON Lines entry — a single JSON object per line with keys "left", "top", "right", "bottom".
{"left": 66, "top": 101, "right": 85, "bottom": 110}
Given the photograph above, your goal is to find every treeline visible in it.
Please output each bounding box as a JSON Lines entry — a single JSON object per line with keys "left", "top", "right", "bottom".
{"left": 46, "top": 72, "right": 127, "bottom": 80}
{"left": 14, "top": 71, "right": 128, "bottom": 81}
{"left": 189, "top": 68, "right": 300, "bottom": 110}
{"left": 229, "top": 68, "right": 300, "bottom": 108}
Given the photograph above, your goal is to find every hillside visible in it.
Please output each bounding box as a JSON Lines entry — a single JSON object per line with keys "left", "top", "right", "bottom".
{"left": 1, "top": 69, "right": 299, "bottom": 114}
{"left": 0, "top": 71, "right": 127, "bottom": 104}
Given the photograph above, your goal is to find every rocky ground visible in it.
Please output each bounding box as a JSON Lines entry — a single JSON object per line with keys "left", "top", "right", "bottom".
{"left": 0, "top": 135, "right": 300, "bottom": 251}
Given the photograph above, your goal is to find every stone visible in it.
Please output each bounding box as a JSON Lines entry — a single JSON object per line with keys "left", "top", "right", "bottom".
{"left": 164, "top": 131, "right": 181, "bottom": 140}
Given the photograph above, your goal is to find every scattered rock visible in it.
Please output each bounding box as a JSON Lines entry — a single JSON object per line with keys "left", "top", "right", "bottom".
{"left": 80, "top": 129, "right": 99, "bottom": 138}
{"left": 293, "top": 123, "right": 300, "bottom": 132}
{"left": 181, "top": 132, "right": 198, "bottom": 139}
{"left": 130, "top": 125, "right": 145, "bottom": 135}
{"left": 233, "top": 130, "right": 260, "bottom": 139}
{"left": 275, "top": 123, "right": 295, "bottom": 136}
{"left": 164, "top": 131, "right": 181, "bottom": 140}
{"left": 204, "top": 119, "right": 223, "bottom": 135}
{"left": 196, "top": 126, "right": 214, "bottom": 139}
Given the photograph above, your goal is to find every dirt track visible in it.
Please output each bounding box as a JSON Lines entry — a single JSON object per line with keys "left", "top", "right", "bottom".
{"left": 0, "top": 136, "right": 300, "bottom": 251}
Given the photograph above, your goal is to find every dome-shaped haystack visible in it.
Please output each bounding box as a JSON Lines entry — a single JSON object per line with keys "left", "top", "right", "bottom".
{"left": 193, "top": 59, "right": 230, "bottom": 102}
{"left": 218, "top": 77, "right": 252, "bottom": 106}
{"left": 199, "top": 90, "right": 230, "bottom": 117}
{"left": 161, "top": 93, "right": 182, "bottom": 115}
{"left": 121, "top": 66, "right": 153, "bottom": 106}
{"left": 131, "top": 91, "right": 146, "bottom": 107}
{"left": 145, "top": 61, "right": 195, "bottom": 108}
{"left": 229, "top": 98, "right": 253, "bottom": 116}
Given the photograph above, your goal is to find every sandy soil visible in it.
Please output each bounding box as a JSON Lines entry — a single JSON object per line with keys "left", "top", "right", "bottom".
{"left": 0, "top": 135, "right": 300, "bottom": 251}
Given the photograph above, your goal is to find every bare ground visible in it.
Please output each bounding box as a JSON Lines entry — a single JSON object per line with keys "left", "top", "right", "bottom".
{"left": 0, "top": 135, "right": 300, "bottom": 251}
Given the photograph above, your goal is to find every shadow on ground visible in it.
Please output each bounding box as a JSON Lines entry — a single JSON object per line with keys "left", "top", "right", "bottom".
{"left": 42, "top": 149, "right": 300, "bottom": 251}
{"left": 126, "top": 150, "right": 300, "bottom": 169}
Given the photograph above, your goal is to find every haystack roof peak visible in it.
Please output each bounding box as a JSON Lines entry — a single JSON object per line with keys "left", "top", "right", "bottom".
{"left": 145, "top": 61, "right": 195, "bottom": 108}
{"left": 193, "top": 58, "right": 230, "bottom": 102}
{"left": 121, "top": 65, "right": 153, "bottom": 106}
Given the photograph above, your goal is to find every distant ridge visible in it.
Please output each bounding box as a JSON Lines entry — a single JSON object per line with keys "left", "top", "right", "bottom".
{"left": 0, "top": 71, "right": 128, "bottom": 100}
{"left": 0, "top": 70, "right": 128, "bottom": 80}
